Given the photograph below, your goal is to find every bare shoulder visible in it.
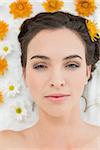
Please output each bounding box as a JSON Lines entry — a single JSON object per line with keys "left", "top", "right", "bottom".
{"left": 84, "top": 125, "right": 100, "bottom": 148}
{"left": 0, "top": 129, "right": 38, "bottom": 150}
{"left": 0, "top": 130, "right": 23, "bottom": 149}
{"left": 83, "top": 135, "right": 100, "bottom": 149}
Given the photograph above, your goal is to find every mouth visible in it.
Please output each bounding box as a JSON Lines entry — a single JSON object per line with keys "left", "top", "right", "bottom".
{"left": 45, "top": 94, "right": 71, "bottom": 102}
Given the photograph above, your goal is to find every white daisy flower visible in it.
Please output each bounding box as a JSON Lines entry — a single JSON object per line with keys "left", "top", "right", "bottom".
{"left": 3, "top": 80, "right": 21, "bottom": 97}
{"left": 13, "top": 105, "right": 27, "bottom": 121}
{"left": 0, "top": 41, "right": 13, "bottom": 58}
{"left": 10, "top": 99, "right": 33, "bottom": 121}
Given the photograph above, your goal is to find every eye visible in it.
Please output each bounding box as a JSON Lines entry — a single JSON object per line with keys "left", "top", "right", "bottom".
{"left": 33, "top": 64, "right": 47, "bottom": 70}
{"left": 66, "top": 63, "right": 80, "bottom": 69}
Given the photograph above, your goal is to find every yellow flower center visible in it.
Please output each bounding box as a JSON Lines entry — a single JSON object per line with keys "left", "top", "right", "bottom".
{"left": 16, "top": 107, "right": 22, "bottom": 114}
{"left": 81, "top": 2, "right": 89, "bottom": 8}
{"left": 50, "top": 0, "right": 56, "bottom": 7}
{"left": 9, "top": 85, "right": 15, "bottom": 91}
{"left": 17, "top": 3, "right": 24, "bottom": 10}
{"left": 3, "top": 46, "right": 9, "bottom": 52}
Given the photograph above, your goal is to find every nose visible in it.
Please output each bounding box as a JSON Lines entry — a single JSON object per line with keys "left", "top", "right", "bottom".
{"left": 49, "top": 70, "right": 66, "bottom": 88}
{"left": 50, "top": 82, "right": 64, "bottom": 88}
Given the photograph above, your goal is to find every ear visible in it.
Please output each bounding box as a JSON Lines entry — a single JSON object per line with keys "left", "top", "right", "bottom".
{"left": 86, "top": 65, "right": 92, "bottom": 81}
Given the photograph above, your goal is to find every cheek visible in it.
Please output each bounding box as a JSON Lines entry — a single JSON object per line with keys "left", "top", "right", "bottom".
{"left": 27, "top": 75, "right": 40, "bottom": 94}
{"left": 25, "top": 70, "right": 46, "bottom": 100}
{"left": 70, "top": 69, "right": 86, "bottom": 97}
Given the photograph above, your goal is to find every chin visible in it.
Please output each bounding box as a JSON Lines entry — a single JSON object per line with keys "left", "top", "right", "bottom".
{"left": 45, "top": 108, "right": 69, "bottom": 117}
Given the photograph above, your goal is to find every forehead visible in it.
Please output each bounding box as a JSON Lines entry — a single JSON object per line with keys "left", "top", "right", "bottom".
{"left": 27, "top": 28, "right": 86, "bottom": 59}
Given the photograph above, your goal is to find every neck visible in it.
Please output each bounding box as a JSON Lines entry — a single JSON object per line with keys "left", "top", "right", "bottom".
{"left": 31, "top": 101, "right": 86, "bottom": 147}
{"left": 36, "top": 101, "right": 82, "bottom": 135}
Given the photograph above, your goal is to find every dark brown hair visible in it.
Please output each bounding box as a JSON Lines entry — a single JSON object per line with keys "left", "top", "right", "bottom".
{"left": 18, "top": 11, "right": 100, "bottom": 79}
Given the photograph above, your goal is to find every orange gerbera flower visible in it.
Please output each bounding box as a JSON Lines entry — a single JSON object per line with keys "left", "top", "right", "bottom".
{"left": 9, "top": 0, "right": 33, "bottom": 19}
{"left": 0, "top": 91, "right": 4, "bottom": 104}
{"left": 0, "top": 21, "right": 8, "bottom": 41}
{"left": 86, "top": 20, "right": 100, "bottom": 42}
{"left": 42, "top": 0, "right": 64, "bottom": 12}
{"left": 0, "top": 57, "right": 8, "bottom": 76}
{"left": 75, "top": 0, "right": 96, "bottom": 17}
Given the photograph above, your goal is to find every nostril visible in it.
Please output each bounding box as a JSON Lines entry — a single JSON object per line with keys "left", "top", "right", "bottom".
{"left": 50, "top": 83, "right": 54, "bottom": 87}
{"left": 50, "top": 83, "right": 64, "bottom": 87}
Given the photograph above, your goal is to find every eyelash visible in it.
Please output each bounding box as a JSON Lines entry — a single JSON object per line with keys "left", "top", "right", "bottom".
{"left": 33, "top": 63, "right": 80, "bottom": 70}
{"left": 33, "top": 64, "right": 47, "bottom": 70}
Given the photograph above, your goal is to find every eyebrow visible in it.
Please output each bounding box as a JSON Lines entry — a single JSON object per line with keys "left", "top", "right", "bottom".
{"left": 30, "top": 54, "right": 83, "bottom": 61}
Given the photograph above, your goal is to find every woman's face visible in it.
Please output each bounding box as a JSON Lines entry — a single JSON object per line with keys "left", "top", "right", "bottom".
{"left": 23, "top": 28, "right": 91, "bottom": 117}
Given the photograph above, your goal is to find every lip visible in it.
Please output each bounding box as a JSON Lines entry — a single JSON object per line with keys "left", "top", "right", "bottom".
{"left": 45, "top": 93, "right": 70, "bottom": 97}
{"left": 45, "top": 93, "right": 70, "bottom": 102}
